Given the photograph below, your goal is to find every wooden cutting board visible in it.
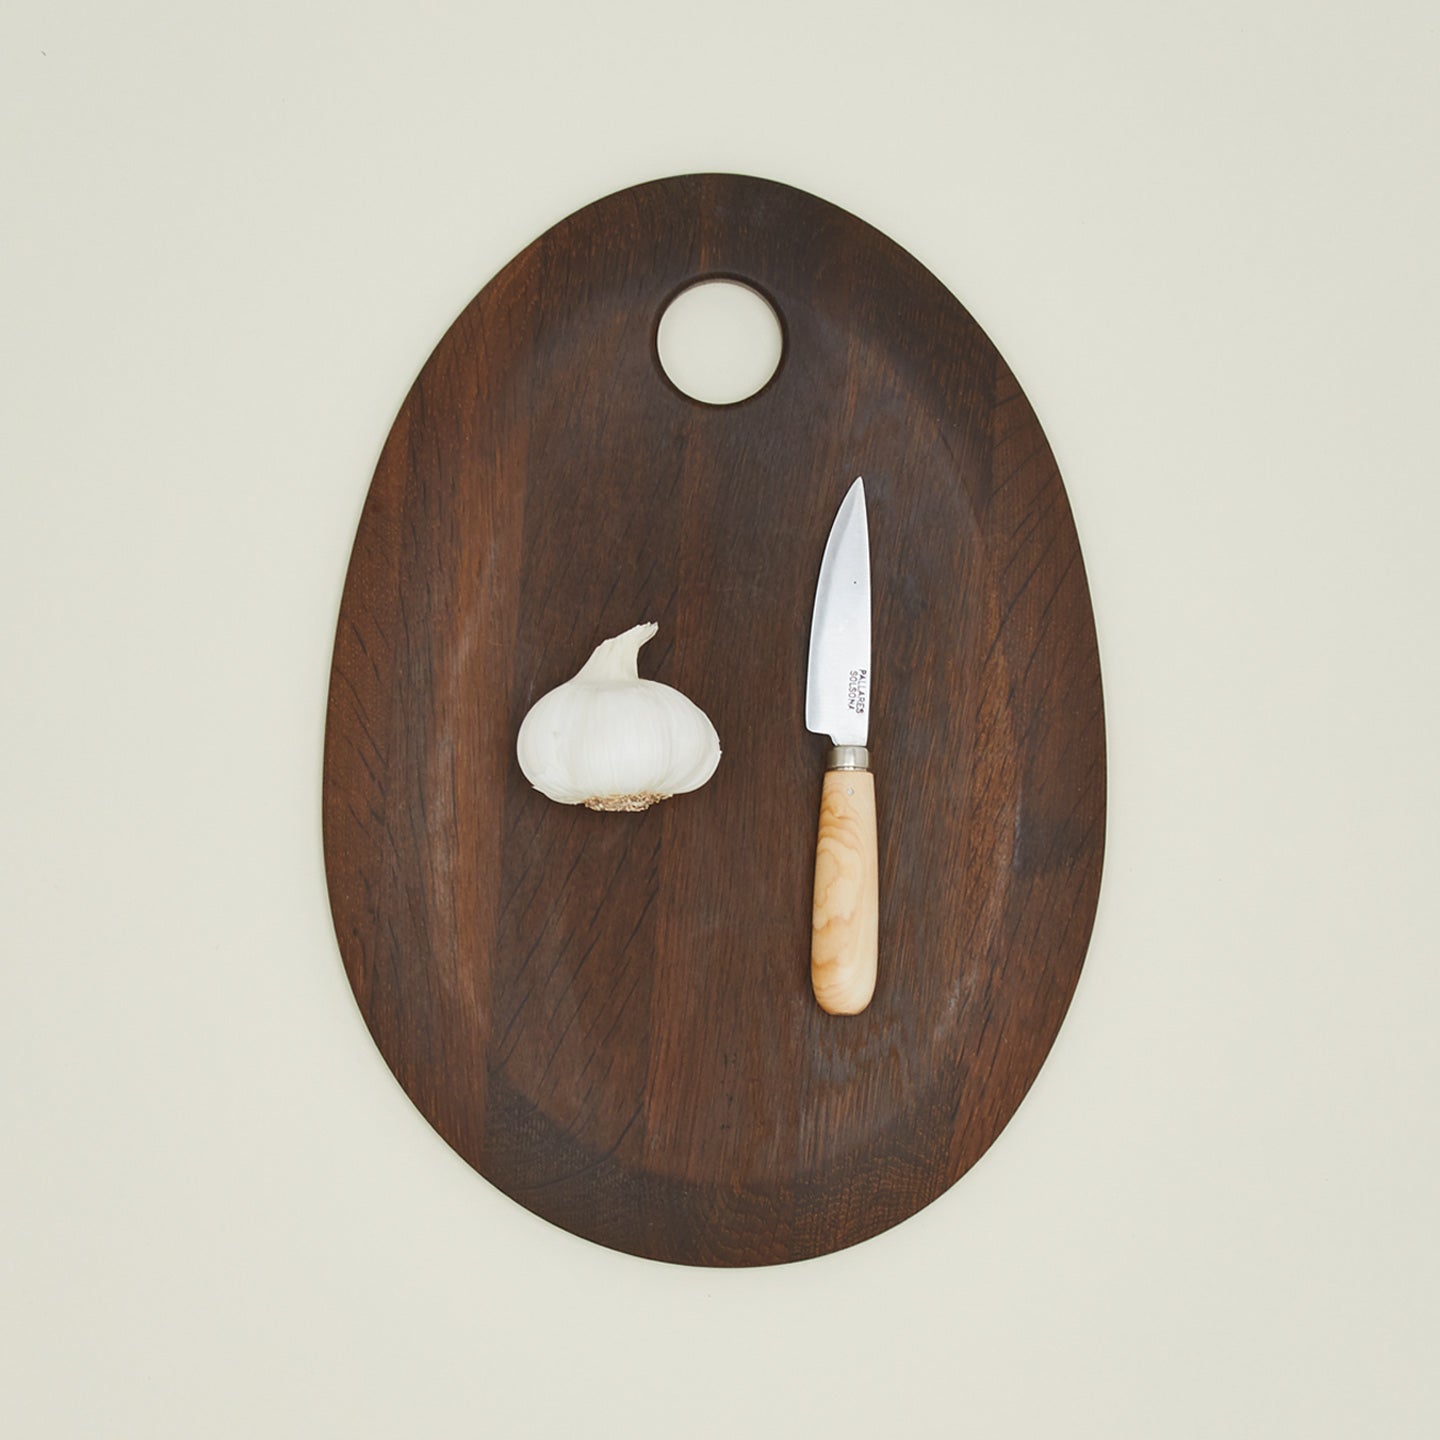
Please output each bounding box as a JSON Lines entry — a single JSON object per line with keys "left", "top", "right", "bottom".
{"left": 323, "top": 173, "right": 1105, "bottom": 1266}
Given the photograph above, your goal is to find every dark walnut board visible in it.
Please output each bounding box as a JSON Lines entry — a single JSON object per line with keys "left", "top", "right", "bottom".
{"left": 323, "top": 174, "right": 1105, "bottom": 1266}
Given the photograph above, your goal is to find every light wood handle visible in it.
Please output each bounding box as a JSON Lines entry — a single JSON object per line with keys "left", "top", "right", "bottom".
{"left": 811, "top": 766, "right": 879, "bottom": 1014}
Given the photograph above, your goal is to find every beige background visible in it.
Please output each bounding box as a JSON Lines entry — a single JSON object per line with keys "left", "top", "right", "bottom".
{"left": 4, "top": 2, "right": 1437, "bottom": 1435}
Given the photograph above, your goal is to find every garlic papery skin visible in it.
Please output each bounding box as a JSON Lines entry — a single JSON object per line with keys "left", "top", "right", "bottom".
{"left": 516, "top": 623, "right": 721, "bottom": 811}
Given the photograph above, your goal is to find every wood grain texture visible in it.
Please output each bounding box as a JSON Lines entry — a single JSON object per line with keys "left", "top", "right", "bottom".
{"left": 322, "top": 173, "right": 1106, "bottom": 1266}
{"left": 811, "top": 768, "right": 879, "bottom": 1015}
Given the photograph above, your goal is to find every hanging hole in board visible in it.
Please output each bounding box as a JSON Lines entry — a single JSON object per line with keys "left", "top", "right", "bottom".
{"left": 656, "top": 279, "right": 784, "bottom": 405}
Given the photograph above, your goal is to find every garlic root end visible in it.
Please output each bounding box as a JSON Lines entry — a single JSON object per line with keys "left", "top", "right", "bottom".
{"left": 583, "top": 791, "right": 671, "bottom": 813}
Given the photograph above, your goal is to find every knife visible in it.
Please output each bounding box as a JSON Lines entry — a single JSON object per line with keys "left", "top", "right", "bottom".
{"left": 805, "top": 476, "right": 878, "bottom": 1015}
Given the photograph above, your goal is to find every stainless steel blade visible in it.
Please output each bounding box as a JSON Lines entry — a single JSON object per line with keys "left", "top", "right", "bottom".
{"left": 805, "top": 476, "right": 871, "bottom": 747}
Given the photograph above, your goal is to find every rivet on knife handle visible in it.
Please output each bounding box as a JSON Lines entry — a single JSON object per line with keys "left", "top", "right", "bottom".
{"left": 812, "top": 749, "right": 878, "bottom": 1014}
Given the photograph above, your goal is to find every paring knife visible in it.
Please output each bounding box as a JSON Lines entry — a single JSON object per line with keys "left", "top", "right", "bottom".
{"left": 805, "top": 476, "right": 878, "bottom": 1014}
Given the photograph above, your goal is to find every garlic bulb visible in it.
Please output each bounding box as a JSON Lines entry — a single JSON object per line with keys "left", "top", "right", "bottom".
{"left": 516, "top": 623, "right": 721, "bottom": 811}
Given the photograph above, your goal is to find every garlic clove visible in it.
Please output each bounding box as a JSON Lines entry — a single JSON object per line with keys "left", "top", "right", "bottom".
{"left": 516, "top": 623, "right": 721, "bottom": 811}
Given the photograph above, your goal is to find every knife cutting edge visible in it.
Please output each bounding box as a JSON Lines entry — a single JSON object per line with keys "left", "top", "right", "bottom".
{"left": 805, "top": 476, "right": 879, "bottom": 1014}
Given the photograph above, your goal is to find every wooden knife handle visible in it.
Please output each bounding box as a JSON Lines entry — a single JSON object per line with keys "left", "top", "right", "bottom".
{"left": 811, "top": 756, "right": 879, "bottom": 1015}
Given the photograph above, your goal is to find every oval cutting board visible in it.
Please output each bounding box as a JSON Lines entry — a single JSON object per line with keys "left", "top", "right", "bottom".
{"left": 323, "top": 174, "right": 1105, "bottom": 1266}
